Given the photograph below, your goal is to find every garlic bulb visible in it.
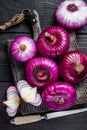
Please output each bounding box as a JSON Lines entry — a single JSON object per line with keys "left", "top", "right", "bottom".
{"left": 17, "top": 80, "right": 42, "bottom": 106}
{"left": 3, "top": 86, "right": 20, "bottom": 117}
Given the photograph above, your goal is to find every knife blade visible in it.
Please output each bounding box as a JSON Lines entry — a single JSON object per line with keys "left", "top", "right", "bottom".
{"left": 10, "top": 107, "right": 87, "bottom": 125}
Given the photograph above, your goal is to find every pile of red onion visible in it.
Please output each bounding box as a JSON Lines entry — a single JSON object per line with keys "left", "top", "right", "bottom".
{"left": 3, "top": 0, "right": 87, "bottom": 116}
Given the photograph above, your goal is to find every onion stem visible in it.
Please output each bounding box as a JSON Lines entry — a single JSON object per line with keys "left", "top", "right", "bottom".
{"left": 55, "top": 97, "right": 64, "bottom": 104}
{"left": 67, "top": 4, "right": 78, "bottom": 12}
{"left": 45, "top": 32, "right": 57, "bottom": 45}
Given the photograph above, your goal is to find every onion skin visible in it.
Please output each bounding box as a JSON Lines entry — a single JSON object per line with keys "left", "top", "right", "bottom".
{"left": 25, "top": 57, "right": 59, "bottom": 89}
{"left": 10, "top": 36, "right": 37, "bottom": 62}
{"left": 42, "top": 82, "right": 76, "bottom": 111}
{"left": 59, "top": 51, "right": 87, "bottom": 84}
{"left": 55, "top": 0, "right": 87, "bottom": 29}
{"left": 37, "top": 26, "right": 70, "bottom": 58}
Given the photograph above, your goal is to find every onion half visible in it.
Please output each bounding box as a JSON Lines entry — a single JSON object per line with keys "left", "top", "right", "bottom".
{"left": 2, "top": 86, "right": 20, "bottom": 117}
{"left": 17, "top": 80, "right": 42, "bottom": 106}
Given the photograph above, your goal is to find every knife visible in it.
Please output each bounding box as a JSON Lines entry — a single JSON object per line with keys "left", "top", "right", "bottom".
{"left": 10, "top": 107, "right": 87, "bottom": 125}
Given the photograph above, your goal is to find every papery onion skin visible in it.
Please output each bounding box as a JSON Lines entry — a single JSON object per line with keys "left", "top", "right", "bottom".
{"left": 37, "top": 26, "right": 70, "bottom": 58}
{"left": 10, "top": 36, "right": 37, "bottom": 62}
{"left": 59, "top": 51, "right": 87, "bottom": 84}
{"left": 25, "top": 57, "right": 59, "bottom": 89}
{"left": 42, "top": 82, "right": 76, "bottom": 111}
{"left": 55, "top": 0, "right": 87, "bottom": 29}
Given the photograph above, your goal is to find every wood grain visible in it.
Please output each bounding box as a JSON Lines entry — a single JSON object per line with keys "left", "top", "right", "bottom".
{"left": 0, "top": 0, "right": 87, "bottom": 129}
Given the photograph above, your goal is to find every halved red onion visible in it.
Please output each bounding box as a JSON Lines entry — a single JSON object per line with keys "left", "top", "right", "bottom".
{"left": 37, "top": 26, "right": 70, "bottom": 58}
{"left": 55, "top": 0, "right": 87, "bottom": 29}
{"left": 3, "top": 86, "right": 20, "bottom": 117}
{"left": 42, "top": 82, "right": 76, "bottom": 111}
{"left": 10, "top": 36, "right": 37, "bottom": 62}
{"left": 59, "top": 51, "right": 87, "bottom": 84}
{"left": 17, "top": 80, "right": 42, "bottom": 106}
{"left": 25, "top": 57, "right": 59, "bottom": 89}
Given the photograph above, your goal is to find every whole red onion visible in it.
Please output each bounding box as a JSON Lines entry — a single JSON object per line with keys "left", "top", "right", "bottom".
{"left": 10, "top": 36, "right": 37, "bottom": 62}
{"left": 37, "top": 26, "right": 70, "bottom": 58}
{"left": 25, "top": 57, "right": 59, "bottom": 89}
{"left": 59, "top": 51, "right": 87, "bottom": 84}
{"left": 55, "top": 0, "right": 87, "bottom": 29}
{"left": 42, "top": 82, "right": 76, "bottom": 111}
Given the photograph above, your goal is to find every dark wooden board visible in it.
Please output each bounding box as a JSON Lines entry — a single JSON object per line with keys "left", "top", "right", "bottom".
{"left": 0, "top": 0, "right": 87, "bottom": 129}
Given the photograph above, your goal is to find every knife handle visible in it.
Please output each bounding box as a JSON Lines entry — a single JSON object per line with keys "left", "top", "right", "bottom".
{"left": 10, "top": 115, "right": 42, "bottom": 125}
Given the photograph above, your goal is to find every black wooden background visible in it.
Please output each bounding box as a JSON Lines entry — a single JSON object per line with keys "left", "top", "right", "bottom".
{"left": 0, "top": 0, "right": 87, "bottom": 129}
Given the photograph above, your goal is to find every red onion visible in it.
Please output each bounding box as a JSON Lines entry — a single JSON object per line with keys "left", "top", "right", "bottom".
{"left": 59, "top": 51, "right": 87, "bottom": 84}
{"left": 17, "top": 80, "right": 42, "bottom": 106}
{"left": 10, "top": 36, "right": 37, "bottom": 62}
{"left": 2, "top": 86, "right": 20, "bottom": 117}
{"left": 42, "top": 82, "right": 76, "bottom": 111}
{"left": 37, "top": 26, "right": 70, "bottom": 58}
{"left": 25, "top": 57, "right": 59, "bottom": 89}
{"left": 55, "top": 0, "right": 87, "bottom": 29}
